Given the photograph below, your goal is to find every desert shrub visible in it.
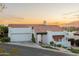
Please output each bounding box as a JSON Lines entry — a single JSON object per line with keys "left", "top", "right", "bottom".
{"left": 0, "top": 37, "right": 10, "bottom": 42}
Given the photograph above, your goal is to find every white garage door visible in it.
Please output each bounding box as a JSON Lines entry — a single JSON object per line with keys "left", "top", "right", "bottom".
{"left": 11, "top": 33, "right": 32, "bottom": 41}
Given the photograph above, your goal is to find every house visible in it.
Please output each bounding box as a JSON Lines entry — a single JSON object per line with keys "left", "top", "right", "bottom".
{"left": 67, "top": 31, "right": 79, "bottom": 46}
{"left": 8, "top": 24, "right": 71, "bottom": 47}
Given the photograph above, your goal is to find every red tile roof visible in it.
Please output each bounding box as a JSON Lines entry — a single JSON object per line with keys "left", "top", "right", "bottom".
{"left": 8, "top": 24, "right": 64, "bottom": 33}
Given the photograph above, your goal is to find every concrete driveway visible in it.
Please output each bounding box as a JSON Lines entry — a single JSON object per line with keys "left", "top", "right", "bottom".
{"left": 7, "top": 41, "right": 41, "bottom": 48}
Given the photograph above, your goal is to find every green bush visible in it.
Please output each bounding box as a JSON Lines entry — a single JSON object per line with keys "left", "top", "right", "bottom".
{"left": 41, "top": 45, "right": 59, "bottom": 50}
{"left": 50, "top": 41, "right": 54, "bottom": 46}
{"left": 32, "top": 34, "right": 35, "bottom": 43}
{"left": 41, "top": 44, "right": 53, "bottom": 49}
{"left": 0, "top": 37, "right": 10, "bottom": 42}
{"left": 54, "top": 44, "right": 57, "bottom": 47}
{"left": 56, "top": 44, "right": 62, "bottom": 47}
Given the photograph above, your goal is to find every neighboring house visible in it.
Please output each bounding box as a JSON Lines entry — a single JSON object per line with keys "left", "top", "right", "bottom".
{"left": 67, "top": 31, "right": 79, "bottom": 46}
{"left": 8, "top": 24, "right": 71, "bottom": 47}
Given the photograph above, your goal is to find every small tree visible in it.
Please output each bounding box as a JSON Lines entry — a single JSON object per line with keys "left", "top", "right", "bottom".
{"left": 32, "top": 34, "right": 35, "bottom": 43}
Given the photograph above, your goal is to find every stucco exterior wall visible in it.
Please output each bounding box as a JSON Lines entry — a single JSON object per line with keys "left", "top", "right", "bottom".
{"left": 42, "top": 35, "right": 48, "bottom": 44}
{"left": 45, "top": 31, "right": 71, "bottom": 47}
{"left": 35, "top": 34, "right": 47, "bottom": 44}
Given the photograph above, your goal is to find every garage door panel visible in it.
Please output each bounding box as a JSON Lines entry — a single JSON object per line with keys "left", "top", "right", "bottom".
{"left": 11, "top": 34, "right": 32, "bottom": 41}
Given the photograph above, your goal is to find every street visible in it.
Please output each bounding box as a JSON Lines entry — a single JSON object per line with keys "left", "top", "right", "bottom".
{"left": 0, "top": 44, "right": 74, "bottom": 56}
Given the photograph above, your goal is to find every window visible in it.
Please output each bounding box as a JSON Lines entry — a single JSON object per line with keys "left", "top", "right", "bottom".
{"left": 53, "top": 35, "right": 64, "bottom": 42}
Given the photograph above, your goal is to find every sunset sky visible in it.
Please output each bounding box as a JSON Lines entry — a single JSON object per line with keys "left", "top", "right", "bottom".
{"left": 0, "top": 3, "right": 79, "bottom": 25}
